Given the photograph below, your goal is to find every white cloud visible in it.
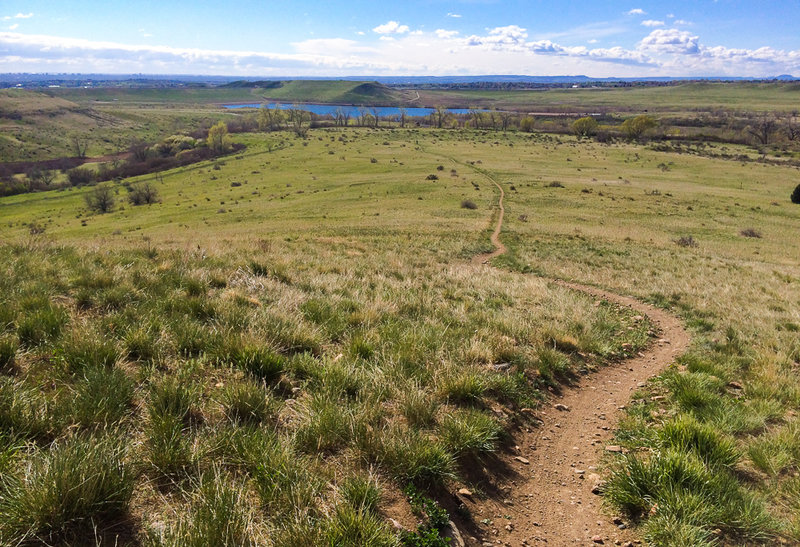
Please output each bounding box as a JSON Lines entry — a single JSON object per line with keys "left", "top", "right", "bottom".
{"left": 435, "top": 29, "right": 459, "bottom": 39}
{"left": 447, "top": 13, "right": 462, "bottom": 18}
{"left": 674, "top": 19, "right": 691, "bottom": 25}
{"left": 2, "top": 12, "right": 32, "bottom": 21}
{"left": 1, "top": 27, "right": 799, "bottom": 78}
{"left": 639, "top": 28, "right": 699, "bottom": 54}
{"left": 372, "top": 21, "right": 409, "bottom": 34}
{"left": 588, "top": 39, "right": 598, "bottom": 44}
{"left": 8, "top": 23, "right": 18, "bottom": 30}
{"left": 628, "top": 8, "right": 645, "bottom": 15}
{"left": 641, "top": 20, "right": 665, "bottom": 27}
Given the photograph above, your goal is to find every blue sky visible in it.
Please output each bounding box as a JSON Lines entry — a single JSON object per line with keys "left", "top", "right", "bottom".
{"left": 1, "top": 1, "right": 799, "bottom": 77}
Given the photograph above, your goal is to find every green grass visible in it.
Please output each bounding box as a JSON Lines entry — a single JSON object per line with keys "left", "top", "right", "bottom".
{"left": 1, "top": 112, "right": 798, "bottom": 544}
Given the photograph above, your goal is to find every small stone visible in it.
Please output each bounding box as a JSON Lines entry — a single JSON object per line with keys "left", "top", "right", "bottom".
{"left": 458, "top": 488, "right": 473, "bottom": 497}
{"left": 574, "top": 469, "right": 586, "bottom": 475}
{"left": 728, "top": 381, "right": 744, "bottom": 389}
{"left": 554, "top": 403, "right": 570, "bottom": 411}
{"left": 612, "top": 516, "right": 624, "bottom": 525}
{"left": 514, "top": 456, "right": 530, "bottom": 465}
{"left": 592, "top": 535, "right": 604, "bottom": 544}
{"left": 505, "top": 524, "right": 513, "bottom": 531}
{"left": 605, "top": 445, "right": 624, "bottom": 453}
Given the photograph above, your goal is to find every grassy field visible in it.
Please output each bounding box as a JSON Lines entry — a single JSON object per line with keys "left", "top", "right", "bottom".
{"left": 1, "top": 119, "right": 799, "bottom": 545}
{"left": 416, "top": 81, "right": 800, "bottom": 113}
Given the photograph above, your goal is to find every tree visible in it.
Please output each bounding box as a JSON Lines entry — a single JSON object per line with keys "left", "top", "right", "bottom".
{"left": 128, "top": 182, "right": 160, "bottom": 205}
{"left": 287, "top": 105, "right": 309, "bottom": 136}
{"left": 469, "top": 108, "right": 485, "bottom": 129}
{"left": 792, "top": 183, "right": 800, "bottom": 204}
{"left": 519, "top": 116, "right": 535, "bottom": 133}
{"left": 207, "top": 121, "right": 231, "bottom": 154}
{"left": 499, "top": 111, "right": 515, "bottom": 132}
{"left": 572, "top": 116, "right": 599, "bottom": 138}
{"left": 398, "top": 107, "right": 407, "bottom": 128}
{"left": 71, "top": 136, "right": 89, "bottom": 158}
{"left": 85, "top": 184, "right": 115, "bottom": 213}
{"left": 620, "top": 114, "right": 657, "bottom": 140}
{"left": 746, "top": 114, "right": 777, "bottom": 145}
{"left": 26, "top": 166, "right": 55, "bottom": 190}
{"left": 129, "top": 139, "right": 150, "bottom": 162}
{"left": 434, "top": 105, "right": 448, "bottom": 129}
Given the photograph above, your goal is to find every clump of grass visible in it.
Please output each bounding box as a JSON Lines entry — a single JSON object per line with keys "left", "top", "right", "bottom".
{"left": 325, "top": 503, "right": 399, "bottom": 547}
{"left": 149, "top": 468, "right": 256, "bottom": 547}
{"left": 0, "top": 336, "right": 18, "bottom": 373}
{"left": 59, "top": 330, "right": 119, "bottom": 373}
{"left": 659, "top": 415, "right": 739, "bottom": 470}
{"left": 437, "top": 369, "right": 487, "bottom": 405}
{"left": 231, "top": 345, "right": 286, "bottom": 382}
{"left": 605, "top": 448, "right": 774, "bottom": 544}
{"left": 0, "top": 434, "right": 134, "bottom": 544}
{"left": 439, "top": 408, "right": 502, "bottom": 459}
{"left": 460, "top": 199, "right": 478, "bottom": 210}
{"left": 399, "top": 388, "right": 439, "bottom": 428}
{"left": 146, "top": 378, "right": 198, "bottom": 476}
{"left": 219, "top": 380, "right": 275, "bottom": 425}
{"left": 747, "top": 421, "right": 800, "bottom": 476}
{"left": 66, "top": 366, "right": 135, "bottom": 429}
{"left": 294, "top": 394, "right": 365, "bottom": 454}
{"left": 16, "top": 302, "right": 67, "bottom": 347}
{"left": 0, "top": 378, "right": 56, "bottom": 441}
{"left": 367, "top": 426, "right": 455, "bottom": 485}
{"left": 339, "top": 474, "right": 381, "bottom": 515}
{"left": 124, "top": 323, "right": 163, "bottom": 364}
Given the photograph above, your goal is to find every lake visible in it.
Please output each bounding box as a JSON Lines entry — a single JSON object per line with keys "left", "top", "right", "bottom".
{"left": 223, "top": 103, "right": 479, "bottom": 117}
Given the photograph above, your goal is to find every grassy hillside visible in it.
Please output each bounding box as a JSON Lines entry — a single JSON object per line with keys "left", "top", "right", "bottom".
{"left": 1, "top": 124, "right": 799, "bottom": 545}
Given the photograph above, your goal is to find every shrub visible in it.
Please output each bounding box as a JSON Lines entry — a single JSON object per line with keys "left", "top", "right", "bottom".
{"left": 460, "top": 199, "right": 477, "bottom": 210}
{"left": 67, "top": 166, "right": 96, "bottom": 186}
{"left": 128, "top": 182, "right": 160, "bottom": 205}
{"left": 739, "top": 228, "right": 762, "bottom": 238}
{"left": 675, "top": 235, "right": 699, "bottom": 248}
{"left": 84, "top": 183, "right": 115, "bottom": 214}
{"left": 572, "top": 116, "right": 599, "bottom": 138}
{"left": 0, "top": 434, "right": 134, "bottom": 544}
{"left": 791, "top": 183, "right": 800, "bottom": 204}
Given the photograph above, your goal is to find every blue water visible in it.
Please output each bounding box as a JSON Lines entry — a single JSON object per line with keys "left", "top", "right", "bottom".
{"left": 223, "top": 102, "right": 478, "bottom": 117}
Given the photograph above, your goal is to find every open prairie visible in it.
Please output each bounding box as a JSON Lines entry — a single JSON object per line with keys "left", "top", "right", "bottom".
{"left": 1, "top": 90, "right": 799, "bottom": 546}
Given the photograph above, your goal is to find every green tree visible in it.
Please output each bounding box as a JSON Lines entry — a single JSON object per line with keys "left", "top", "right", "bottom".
{"left": 519, "top": 116, "right": 535, "bottom": 133}
{"left": 620, "top": 115, "right": 657, "bottom": 140}
{"left": 572, "top": 116, "right": 599, "bottom": 138}
{"left": 207, "top": 121, "right": 231, "bottom": 155}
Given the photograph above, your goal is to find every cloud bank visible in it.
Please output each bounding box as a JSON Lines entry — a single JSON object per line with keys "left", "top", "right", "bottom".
{"left": 1, "top": 24, "right": 798, "bottom": 77}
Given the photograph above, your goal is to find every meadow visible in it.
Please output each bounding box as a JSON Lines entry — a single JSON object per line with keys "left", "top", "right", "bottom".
{"left": 0, "top": 96, "right": 799, "bottom": 546}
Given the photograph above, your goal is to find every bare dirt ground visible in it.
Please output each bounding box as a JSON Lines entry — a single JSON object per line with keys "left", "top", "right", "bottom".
{"left": 459, "top": 174, "right": 690, "bottom": 546}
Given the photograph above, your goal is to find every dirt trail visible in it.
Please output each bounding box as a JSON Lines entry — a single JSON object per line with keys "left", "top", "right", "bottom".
{"left": 462, "top": 172, "right": 690, "bottom": 546}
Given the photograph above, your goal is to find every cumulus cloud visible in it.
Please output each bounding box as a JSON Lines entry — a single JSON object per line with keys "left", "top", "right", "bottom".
{"left": 2, "top": 13, "right": 33, "bottom": 20}
{"left": 639, "top": 28, "right": 700, "bottom": 54}
{"left": 641, "top": 20, "right": 665, "bottom": 27}
{"left": 372, "top": 21, "right": 409, "bottom": 34}
{"left": 435, "top": 29, "right": 459, "bottom": 39}
{"left": 628, "top": 8, "right": 645, "bottom": 15}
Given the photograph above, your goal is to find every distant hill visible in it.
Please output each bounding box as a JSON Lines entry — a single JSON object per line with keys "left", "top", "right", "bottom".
{"left": 221, "top": 80, "right": 408, "bottom": 105}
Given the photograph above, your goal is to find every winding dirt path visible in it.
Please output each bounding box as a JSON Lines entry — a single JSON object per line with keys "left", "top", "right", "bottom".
{"left": 462, "top": 171, "right": 691, "bottom": 546}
